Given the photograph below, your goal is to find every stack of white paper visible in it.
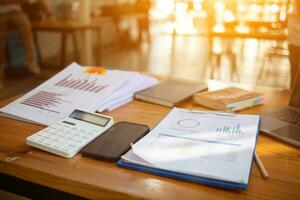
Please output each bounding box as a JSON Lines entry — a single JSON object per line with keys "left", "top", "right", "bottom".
{"left": 0, "top": 63, "right": 158, "bottom": 125}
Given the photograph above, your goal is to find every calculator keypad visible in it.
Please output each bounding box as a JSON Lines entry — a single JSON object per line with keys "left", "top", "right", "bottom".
{"left": 26, "top": 120, "right": 111, "bottom": 158}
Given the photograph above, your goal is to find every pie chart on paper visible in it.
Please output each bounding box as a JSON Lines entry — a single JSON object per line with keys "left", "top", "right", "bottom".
{"left": 177, "top": 119, "right": 200, "bottom": 128}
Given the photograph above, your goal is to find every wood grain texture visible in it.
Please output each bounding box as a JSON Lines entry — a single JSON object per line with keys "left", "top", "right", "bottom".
{"left": 0, "top": 89, "right": 299, "bottom": 200}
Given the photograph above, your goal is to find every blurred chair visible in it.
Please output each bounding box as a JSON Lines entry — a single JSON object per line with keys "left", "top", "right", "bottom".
{"left": 100, "top": 1, "right": 151, "bottom": 48}
{"left": 136, "top": 0, "right": 151, "bottom": 44}
{"left": 4, "top": 31, "right": 23, "bottom": 74}
{"left": 257, "top": 0, "right": 290, "bottom": 80}
{"left": 258, "top": 43, "right": 289, "bottom": 79}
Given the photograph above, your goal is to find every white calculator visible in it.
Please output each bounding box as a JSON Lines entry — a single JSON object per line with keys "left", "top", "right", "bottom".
{"left": 26, "top": 110, "right": 113, "bottom": 158}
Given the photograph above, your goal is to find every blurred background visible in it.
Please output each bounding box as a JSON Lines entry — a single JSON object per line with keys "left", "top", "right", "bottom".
{"left": 0, "top": 0, "right": 295, "bottom": 100}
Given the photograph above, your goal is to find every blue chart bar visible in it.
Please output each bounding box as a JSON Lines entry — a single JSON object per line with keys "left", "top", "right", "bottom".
{"left": 216, "top": 124, "right": 244, "bottom": 135}
{"left": 55, "top": 74, "right": 107, "bottom": 93}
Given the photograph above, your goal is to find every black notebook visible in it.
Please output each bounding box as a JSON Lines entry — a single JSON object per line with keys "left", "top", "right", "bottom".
{"left": 134, "top": 80, "right": 207, "bottom": 107}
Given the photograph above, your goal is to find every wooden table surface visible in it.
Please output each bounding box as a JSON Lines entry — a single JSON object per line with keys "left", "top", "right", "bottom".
{"left": 0, "top": 86, "right": 299, "bottom": 200}
{"left": 209, "top": 20, "right": 287, "bottom": 40}
{"left": 210, "top": 30, "right": 287, "bottom": 40}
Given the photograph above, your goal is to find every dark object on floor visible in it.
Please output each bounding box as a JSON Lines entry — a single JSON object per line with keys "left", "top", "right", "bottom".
{"left": 5, "top": 31, "right": 39, "bottom": 78}
{"left": 0, "top": 173, "right": 87, "bottom": 200}
{"left": 5, "top": 31, "right": 26, "bottom": 72}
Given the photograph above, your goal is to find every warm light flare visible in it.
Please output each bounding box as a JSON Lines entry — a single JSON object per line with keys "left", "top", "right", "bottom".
{"left": 150, "top": 0, "right": 289, "bottom": 35}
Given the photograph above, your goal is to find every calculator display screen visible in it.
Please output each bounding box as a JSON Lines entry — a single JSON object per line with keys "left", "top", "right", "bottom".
{"left": 69, "top": 110, "right": 110, "bottom": 127}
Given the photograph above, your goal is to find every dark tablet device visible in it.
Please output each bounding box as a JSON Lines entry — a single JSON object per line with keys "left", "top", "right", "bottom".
{"left": 81, "top": 121, "right": 150, "bottom": 162}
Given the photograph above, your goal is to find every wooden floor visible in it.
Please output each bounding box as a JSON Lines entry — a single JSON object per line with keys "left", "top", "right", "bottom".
{"left": 0, "top": 32, "right": 291, "bottom": 101}
{"left": 100, "top": 33, "right": 290, "bottom": 88}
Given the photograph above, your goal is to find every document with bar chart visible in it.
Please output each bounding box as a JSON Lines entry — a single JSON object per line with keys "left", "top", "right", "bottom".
{"left": 0, "top": 62, "right": 138, "bottom": 125}
{"left": 130, "top": 108, "right": 260, "bottom": 185}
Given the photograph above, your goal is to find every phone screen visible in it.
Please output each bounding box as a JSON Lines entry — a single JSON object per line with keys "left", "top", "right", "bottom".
{"left": 81, "top": 122, "right": 150, "bottom": 161}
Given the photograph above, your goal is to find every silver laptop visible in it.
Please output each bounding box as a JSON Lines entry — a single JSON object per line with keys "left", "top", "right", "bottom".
{"left": 261, "top": 69, "right": 300, "bottom": 147}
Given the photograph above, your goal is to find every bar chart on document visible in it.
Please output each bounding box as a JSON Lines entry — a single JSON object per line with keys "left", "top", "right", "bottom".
{"left": 158, "top": 110, "right": 248, "bottom": 147}
{"left": 24, "top": 73, "right": 114, "bottom": 124}
{"left": 54, "top": 74, "right": 107, "bottom": 93}
{"left": 20, "top": 90, "right": 69, "bottom": 114}
{"left": 17, "top": 88, "right": 77, "bottom": 124}
{"left": 0, "top": 63, "right": 124, "bottom": 125}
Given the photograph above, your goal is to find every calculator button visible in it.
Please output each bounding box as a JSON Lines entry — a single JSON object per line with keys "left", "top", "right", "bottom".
{"left": 66, "top": 136, "right": 74, "bottom": 140}
{"left": 81, "top": 135, "right": 89, "bottom": 140}
{"left": 44, "top": 142, "right": 54, "bottom": 147}
{"left": 52, "top": 144, "right": 62, "bottom": 150}
{"left": 52, "top": 138, "right": 60, "bottom": 142}
{"left": 73, "top": 133, "right": 81, "bottom": 137}
{"left": 36, "top": 138, "right": 45, "bottom": 143}
{"left": 67, "top": 144, "right": 79, "bottom": 150}
{"left": 68, "top": 143, "right": 77, "bottom": 148}
{"left": 61, "top": 132, "right": 67, "bottom": 136}
{"left": 74, "top": 139, "right": 83, "bottom": 144}
{"left": 73, "top": 136, "right": 81, "bottom": 140}
{"left": 73, "top": 134, "right": 79, "bottom": 138}
{"left": 58, "top": 141, "right": 65, "bottom": 146}
{"left": 43, "top": 132, "right": 52, "bottom": 137}
{"left": 57, "top": 134, "right": 65, "bottom": 139}
{"left": 87, "top": 132, "right": 96, "bottom": 136}
{"left": 44, "top": 136, "right": 51, "bottom": 140}
{"left": 61, "top": 148, "right": 70, "bottom": 153}
{"left": 27, "top": 137, "right": 36, "bottom": 142}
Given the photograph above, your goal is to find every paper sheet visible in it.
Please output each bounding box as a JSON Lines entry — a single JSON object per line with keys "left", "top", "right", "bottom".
{"left": 95, "top": 74, "right": 158, "bottom": 112}
{"left": 0, "top": 63, "right": 157, "bottom": 125}
{"left": 132, "top": 108, "right": 260, "bottom": 183}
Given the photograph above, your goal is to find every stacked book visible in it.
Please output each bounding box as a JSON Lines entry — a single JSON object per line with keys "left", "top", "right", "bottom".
{"left": 193, "top": 87, "right": 266, "bottom": 112}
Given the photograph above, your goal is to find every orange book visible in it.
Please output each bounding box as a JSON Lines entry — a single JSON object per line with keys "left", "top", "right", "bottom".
{"left": 193, "top": 87, "right": 266, "bottom": 111}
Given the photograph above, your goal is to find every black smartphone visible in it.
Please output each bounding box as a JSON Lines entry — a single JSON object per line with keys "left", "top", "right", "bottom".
{"left": 81, "top": 121, "right": 150, "bottom": 162}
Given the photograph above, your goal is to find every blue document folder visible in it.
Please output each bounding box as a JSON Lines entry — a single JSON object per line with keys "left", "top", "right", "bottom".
{"left": 117, "top": 157, "right": 248, "bottom": 190}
